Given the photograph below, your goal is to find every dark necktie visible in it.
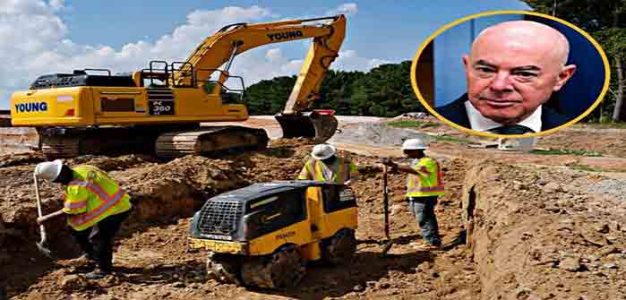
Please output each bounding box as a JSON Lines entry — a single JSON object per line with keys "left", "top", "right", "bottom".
{"left": 489, "top": 125, "right": 535, "bottom": 134}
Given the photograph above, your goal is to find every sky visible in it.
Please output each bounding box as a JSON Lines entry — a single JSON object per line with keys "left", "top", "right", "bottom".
{"left": 0, "top": 0, "right": 529, "bottom": 108}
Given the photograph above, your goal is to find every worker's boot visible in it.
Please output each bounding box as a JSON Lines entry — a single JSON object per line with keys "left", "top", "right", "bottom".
{"left": 84, "top": 267, "right": 110, "bottom": 280}
{"left": 72, "top": 253, "right": 96, "bottom": 266}
{"left": 60, "top": 253, "right": 97, "bottom": 272}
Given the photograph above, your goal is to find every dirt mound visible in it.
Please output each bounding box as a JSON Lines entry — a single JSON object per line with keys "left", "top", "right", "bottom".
{"left": 118, "top": 155, "right": 248, "bottom": 222}
{"left": 0, "top": 152, "right": 45, "bottom": 167}
{"left": 0, "top": 153, "right": 252, "bottom": 295}
{"left": 67, "top": 154, "right": 156, "bottom": 172}
{"left": 537, "top": 128, "right": 626, "bottom": 158}
{"left": 462, "top": 161, "right": 626, "bottom": 299}
{"left": 0, "top": 127, "right": 38, "bottom": 154}
{"left": 8, "top": 145, "right": 479, "bottom": 299}
{"left": 330, "top": 122, "right": 429, "bottom": 147}
{"left": 268, "top": 137, "right": 318, "bottom": 148}
{"left": 3, "top": 135, "right": 626, "bottom": 299}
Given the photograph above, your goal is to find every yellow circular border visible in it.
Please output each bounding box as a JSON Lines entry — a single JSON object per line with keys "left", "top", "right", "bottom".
{"left": 410, "top": 10, "right": 611, "bottom": 139}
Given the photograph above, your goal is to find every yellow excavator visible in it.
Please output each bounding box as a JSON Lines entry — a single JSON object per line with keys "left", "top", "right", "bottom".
{"left": 8, "top": 15, "right": 346, "bottom": 158}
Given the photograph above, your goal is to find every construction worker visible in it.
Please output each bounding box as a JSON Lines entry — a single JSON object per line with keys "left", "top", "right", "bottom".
{"left": 382, "top": 138, "right": 444, "bottom": 248}
{"left": 298, "top": 143, "right": 358, "bottom": 184}
{"left": 34, "top": 160, "right": 132, "bottom": 279}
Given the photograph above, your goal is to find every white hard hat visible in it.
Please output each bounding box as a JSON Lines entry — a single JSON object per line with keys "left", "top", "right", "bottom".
{"left": 402, "top": 138, "right": 427, "bottom": 150}
{"left": 311, "top": 144, "right": 336, "bottom": 160}
{"left": 34, "top": 159, "right": 64, "bottom": 181}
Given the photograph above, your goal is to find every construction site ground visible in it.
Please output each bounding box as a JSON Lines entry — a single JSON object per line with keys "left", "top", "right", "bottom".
{"left": 1, "top": 116, "right": 625, "bottom": 299}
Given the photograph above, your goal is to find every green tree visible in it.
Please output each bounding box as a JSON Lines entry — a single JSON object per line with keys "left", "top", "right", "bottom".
{"left": 522, "top": 0, "right": 626, "bottom": 121}
{"left": 242, "top": 61, "right": 424, "bottom": 117}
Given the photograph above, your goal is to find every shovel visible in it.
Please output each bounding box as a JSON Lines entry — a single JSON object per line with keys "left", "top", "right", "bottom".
{"left": 33, "top": 173, "right": 52, "bottom": 258}
{"left": 380, "top": 164, "right": 393, "bottom": 256}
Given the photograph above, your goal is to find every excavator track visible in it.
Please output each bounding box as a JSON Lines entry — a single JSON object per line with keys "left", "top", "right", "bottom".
{"left": 37, "top": 126, "right": 167, "bottom": 159}
{"left": 155, "top": 126, "right": 269, "bottom": 158}
{"left": 36, "top": 125, "right": 268, "bottom": 159}
{"left": 40, "top": 135, "right": 80, "bottom": 158}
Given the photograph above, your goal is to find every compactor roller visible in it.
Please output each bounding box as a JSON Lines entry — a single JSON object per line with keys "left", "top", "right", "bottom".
{"left": 188, "top": 181, "right": 358, "bottom": 289}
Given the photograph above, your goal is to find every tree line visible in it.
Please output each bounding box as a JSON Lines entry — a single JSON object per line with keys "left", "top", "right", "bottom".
{"left": 244, "top": 0, "right": 626, "bottom": 123}
{"left": 522, "top": 0, "right": 626, "bottom": 122}
{"left": 243, "top": 61, "right": 423, "bottom": 117}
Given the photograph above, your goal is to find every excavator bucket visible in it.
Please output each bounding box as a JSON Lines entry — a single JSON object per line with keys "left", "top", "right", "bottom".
{"left": 275, "top": 110, "right": 338, "bottom": 143}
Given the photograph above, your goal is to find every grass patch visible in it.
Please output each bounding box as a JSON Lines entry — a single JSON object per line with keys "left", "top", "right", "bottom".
{"left": 569, "top": 163, "right": 608, "bottom": 172}
{"left": 431, "top": 134, "right": 471, "bottom": 144}
{"left": 530, "top": 148, "right": 602, "bottom": 157}
{"left": 581, "top": 122, "right": 626, "bottom": 129}
{"left": 387, "top": 120, "right": 441, "bottom": 129}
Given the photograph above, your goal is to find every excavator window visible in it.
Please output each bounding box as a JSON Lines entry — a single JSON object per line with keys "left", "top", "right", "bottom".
{"left": 29, "top": 70, "right": 135, "bottom": 89}
{"left": 196, "top": 68, "right": 246, "bottom": 103}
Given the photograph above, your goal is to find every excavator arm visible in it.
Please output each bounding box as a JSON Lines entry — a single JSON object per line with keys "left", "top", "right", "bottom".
{"left": 176, "top": 15, "right": 346, "bottom": 141}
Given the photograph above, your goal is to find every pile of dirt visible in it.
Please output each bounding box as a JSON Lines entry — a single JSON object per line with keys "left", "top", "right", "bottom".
{"left": 116, "top": 155, "right": 248, "bottom": 222}
{"left": 0, "top": 127, "right": 38, "bottom": 154}
{"left": 461, "top": 161, "right": 626, "bottom": 299}
{"left": 0, "top": 152, "right": 45, "bottom": 167}
{"left": 4, "top": 141, "right": 481, "bottom": 299}
{"left": 329, "top": 122, "right": 430, "bottom": 147}
{"left": 0, "top": 153, "right": 252, "bottom": 295}
{"left": 2, "top": 135, "right": 625, "bottom": 299}
{"left": 536, "top": 128, "right": 626, "bottom": 158}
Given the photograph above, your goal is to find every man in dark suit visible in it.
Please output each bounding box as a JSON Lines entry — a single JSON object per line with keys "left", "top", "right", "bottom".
{"left": 438, "top": 94, "right": 569, "bottom": 133}
{"left": 436, "top": 20, "right": 576, "bottom": 134}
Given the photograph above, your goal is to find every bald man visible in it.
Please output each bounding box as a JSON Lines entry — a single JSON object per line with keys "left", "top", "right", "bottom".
{"left": 437, "top": 20, "right": 577, "bottom": 134}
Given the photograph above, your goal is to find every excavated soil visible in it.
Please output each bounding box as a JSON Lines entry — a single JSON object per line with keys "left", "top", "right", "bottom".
{"left": 1, "top": 141, "right": 477, "bottom": 299}
{"left": 1, "top": 118, "right": 625, "bottom": 299}
{"left": 535, "top": 128, "right": 626, "bottom": 158}
{"left": 462, "top": 161, "right": 626, "bottom": 300}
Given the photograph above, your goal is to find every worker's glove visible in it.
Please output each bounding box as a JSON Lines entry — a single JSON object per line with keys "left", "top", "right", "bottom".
{"left": 381, "top": 157, "right": 396, "bottom": 167}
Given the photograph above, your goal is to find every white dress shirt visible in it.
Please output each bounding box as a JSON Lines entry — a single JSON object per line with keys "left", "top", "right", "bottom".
{"left": 464, "top": 101, "right": 542, "bottom": 133}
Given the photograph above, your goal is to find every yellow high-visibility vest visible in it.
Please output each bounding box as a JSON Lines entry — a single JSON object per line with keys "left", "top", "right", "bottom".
{"left": 297, "top": 157, "right": 357, "bottom": 184}
{"left": 64, "top": 165, "right": 132, "bottom": 231}
{"left": 406, "top": 157, "right": 445, "bottom": 197}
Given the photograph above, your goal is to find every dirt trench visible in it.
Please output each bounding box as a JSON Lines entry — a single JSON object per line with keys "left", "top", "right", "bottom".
{"left": 1, "top": 141, "right": 480, "bottom": 299}
{"left": 1, "top": 137, "right": 625, "bottom": 299}
{"left": 461, "top": 161, "right": 626, "bottom": 300}
{"left": 0, "top": 153, "right": 251, "bottom": 295}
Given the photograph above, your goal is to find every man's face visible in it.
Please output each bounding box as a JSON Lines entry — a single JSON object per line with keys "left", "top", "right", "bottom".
{"left": 403, "top": 150, "right": 424, "bottom": 158}
{"left": 463, "top": 23, "right": 576, "bottom": 125}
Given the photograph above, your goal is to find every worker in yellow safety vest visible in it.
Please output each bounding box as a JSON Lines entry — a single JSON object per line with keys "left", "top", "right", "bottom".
{"left": 35, "top": 159, "right": 132, "bottom": 279}
{"left": 298, "top": 144, "right": 359, "bottom": 184}
{"left": 382, "top": 138, "right": 444, "bottom": 248}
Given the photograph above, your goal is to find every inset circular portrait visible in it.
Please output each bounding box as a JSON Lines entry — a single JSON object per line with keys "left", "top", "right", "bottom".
{"left": 411, "top": 10, "right": 610, "bottom": 137}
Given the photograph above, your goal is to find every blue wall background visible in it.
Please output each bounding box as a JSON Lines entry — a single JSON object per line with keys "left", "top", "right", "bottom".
{"left": 432, "top": 14, "right": 606, "bottom": 120}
